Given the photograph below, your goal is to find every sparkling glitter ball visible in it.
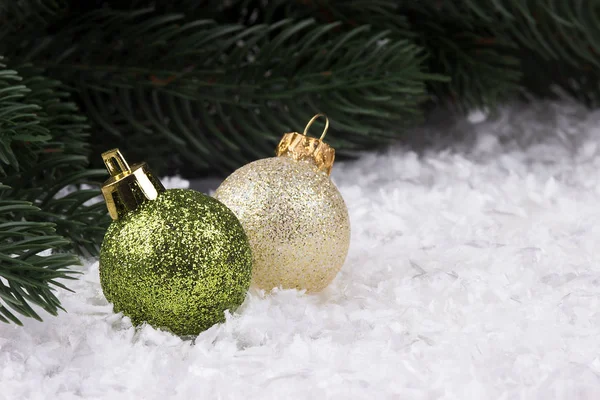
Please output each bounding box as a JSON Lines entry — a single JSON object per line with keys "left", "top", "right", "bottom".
{"left": 215, "top": 156, "right": 350, "bottom": 292}
{"left": 99, "top": 189, "right": 252, "bottom": 336}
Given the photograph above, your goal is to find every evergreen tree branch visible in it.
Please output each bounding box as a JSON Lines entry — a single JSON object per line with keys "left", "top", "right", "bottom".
{"left": 0, "top": 0, "right": 67, "bottom": 26}
{"left": 248, "top": 0, "right": 521, "bottom": 110}
{"left": 250, "top": 0, "right": 600, "bottom": 109}
{"left": 3, "top": 8, "right": 441, "bottom": 174}
{"left": 0, "top": 58, "right": 108, "bottom": 324}
{"left": 0, "top": 57, "right": 107, "bottom": 324}
{"left": 407, "top": 0, "right": 600, "bottom": 107}
{"left": 0, "top": 60, "right": 110, "bottom": 256}
{"left": 0, "top": 184, "right": 80, "bottom": 325}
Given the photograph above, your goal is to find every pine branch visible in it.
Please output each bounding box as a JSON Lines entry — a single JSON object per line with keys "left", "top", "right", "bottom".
{"left": 410, "top": 0, "right": 600, "bottom": 107}
{"left": 0, "top": 58, "right": 109, "bottom": 324}
{"left": 0, "top": 185, "right": 80, "bottom": 325}
{"left": 251, "top": 0, "right": 521, "bottom": 110}
{"left": 3, "top": 0, "right": 600, "bottom": 178}
{"left": 451, "top": 0, "right": 600, "bottom": 67}
{"left": 402, "top": 2, "right": 522, "bottom": 110}
{"left": 3, "top": 7, "right": 440, "bottom": 175}
{"left": 0, "top": 0, "right": 68, "bottom": 32}
{"left": 256, "top": 0, "right": 600, "bottom": 110}
{"left": 0, "top": 60, "right": 110, "bottom": 256}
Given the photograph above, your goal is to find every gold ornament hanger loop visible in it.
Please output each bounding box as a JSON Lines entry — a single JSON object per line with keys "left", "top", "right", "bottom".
{"left": 303, "top": 113, "right": 329, "bottom": 141}
{"left": 103, "top": 148, "right": 131, "bottom": 177}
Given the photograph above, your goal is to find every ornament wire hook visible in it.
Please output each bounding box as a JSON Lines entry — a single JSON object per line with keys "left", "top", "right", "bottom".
{"left": 303, "top": 113, "right": 329, "bottom": 141}
{"left": 102, "top": 148, "right": 131, "bottom": 177}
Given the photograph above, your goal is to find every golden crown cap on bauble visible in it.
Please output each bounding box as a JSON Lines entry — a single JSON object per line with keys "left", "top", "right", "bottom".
{"left": 275, "top": 114, "right": 335, "bottom": 175}
{"left": 100, "top": 149, "right": 165, "bottom": 220}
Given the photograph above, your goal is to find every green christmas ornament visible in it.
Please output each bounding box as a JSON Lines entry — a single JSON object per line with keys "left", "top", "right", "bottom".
{"left": 98, "top": 149, "right": 252, "bottom": 336}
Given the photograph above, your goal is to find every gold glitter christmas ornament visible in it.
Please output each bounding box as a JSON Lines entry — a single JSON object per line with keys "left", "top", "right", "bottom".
{"left": 98, "top": 149, "right": 252, "bottom": 336}
{"left": 215, "top": 114, "right": 350, "bottom": 292}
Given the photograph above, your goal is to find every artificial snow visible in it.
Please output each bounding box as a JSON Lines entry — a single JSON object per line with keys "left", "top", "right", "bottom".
{"left": 2, "top": 100, "right": 600, "bottom": 399}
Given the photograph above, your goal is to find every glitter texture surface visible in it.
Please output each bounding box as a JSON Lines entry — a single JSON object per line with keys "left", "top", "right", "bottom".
{"left": 99, "top": 189, "right": 252, "bottom": 336}
{"left": 215, "top": 156, "right": 350, "bottom": 292}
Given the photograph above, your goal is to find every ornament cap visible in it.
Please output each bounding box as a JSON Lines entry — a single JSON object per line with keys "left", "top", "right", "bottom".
{"left": 276, "top": 114, "right": 335, "bottom": 175}
{"left": 101, "top": 149, "right": 165, "bottom": 220}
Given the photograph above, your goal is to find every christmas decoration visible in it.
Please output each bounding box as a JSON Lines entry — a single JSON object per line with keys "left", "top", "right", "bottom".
{"left": 215, "top": 114, "right": 350, "bottom": 292}
{"left": 98, "top": 149, "right": 252, "bottom": 336}
{"left": 4, "top": 1, "right": 600, "bottom": 325}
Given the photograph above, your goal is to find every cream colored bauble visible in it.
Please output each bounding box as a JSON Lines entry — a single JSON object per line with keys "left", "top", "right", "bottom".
{"left": 215, "top": 114, "right": 350, "bottom": 292}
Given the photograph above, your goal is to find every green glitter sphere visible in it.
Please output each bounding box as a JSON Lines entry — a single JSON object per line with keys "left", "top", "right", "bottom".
{"left": 99, "top": 189, "right": 252, "bottom": 336}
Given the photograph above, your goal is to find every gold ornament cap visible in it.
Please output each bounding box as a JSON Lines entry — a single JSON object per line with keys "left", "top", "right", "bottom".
{"left": 101, "top": 149, "right": 165, "bottom": 220}
{"left": 276, "top": 114, "right": 335, "bottom": 175}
